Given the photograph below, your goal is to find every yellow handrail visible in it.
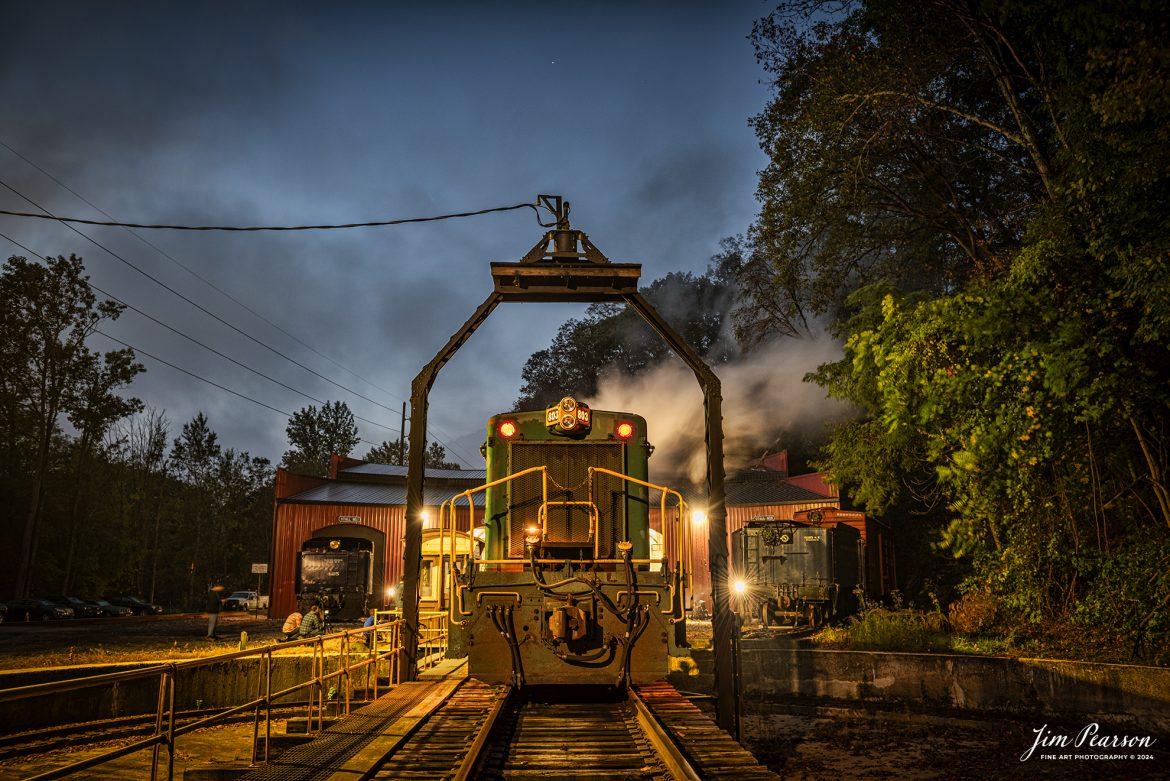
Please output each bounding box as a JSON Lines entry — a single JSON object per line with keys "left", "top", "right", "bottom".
{"left": 441, "top": 466, "right": 549, "bottom": 623}
{"left": 589, "top": 467, "right": 692, "bottom": 620}
{"left": 439, "top": 463, "right": 693, "bottom": 625}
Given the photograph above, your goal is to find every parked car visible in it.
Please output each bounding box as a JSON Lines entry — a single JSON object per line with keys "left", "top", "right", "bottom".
{"left": 86, "top": 599, "right": 133, "bottom": 617}
{"left": 222, "top": 591, "right": 269, "bottom": 611}
{"left": 105, "top": 595, "right": 163, "bottom": 615}
{"left": 52, "top": 597, "right": 101, "bottom": 618}
{"left": 6, "top": 598, "right": 74, "bottom": 620}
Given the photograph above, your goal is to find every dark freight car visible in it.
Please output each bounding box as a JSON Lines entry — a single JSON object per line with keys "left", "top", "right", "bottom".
{"left": 732, "top": 520, "right": 861, "bottom": 626}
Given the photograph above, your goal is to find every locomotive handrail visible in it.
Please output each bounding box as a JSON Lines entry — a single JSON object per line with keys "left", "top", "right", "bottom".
{"left": 441, "top": 466, "right": 550, "bottom": 623}
{"left": 537, "top": 499, "right": 599, "bottom": 557}
{"left": 441, "top": 465, "right": 693, "bottom": 626}
{"left": 588, "top": 467, "right": 693, "bottom": 621}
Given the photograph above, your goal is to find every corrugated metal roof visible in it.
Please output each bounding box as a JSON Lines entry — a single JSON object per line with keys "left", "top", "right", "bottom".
{"left": 647, "top": 472, "right": 833, "bottom": 507}
{"left": 284, "top": 482, "right": 485, "bottom": 507}
{"left": 725, "top": 479, "right": 829, "bottom": 505}
{"left": 341, "top": 463, "right": 486, "bottom": 481}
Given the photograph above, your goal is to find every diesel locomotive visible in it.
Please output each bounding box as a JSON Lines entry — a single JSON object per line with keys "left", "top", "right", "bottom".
{"left": 440, "top": 396, "right": 692, "bottom": 687}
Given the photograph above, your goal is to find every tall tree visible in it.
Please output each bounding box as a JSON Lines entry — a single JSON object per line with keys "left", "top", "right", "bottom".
{"left": 171, "top": 412, "right": 221, "bottom": 607}
{"left": 0, "top": 254, "right": 132, "bottom": 596}
{"left": 282, "top": 400, "right": 360, "bottom": 476}
{"left": 741, "top": 0, "right": 1170, "bottom": 659}
{"left": 60, "top": 348, "right": 144, "bottom": 593}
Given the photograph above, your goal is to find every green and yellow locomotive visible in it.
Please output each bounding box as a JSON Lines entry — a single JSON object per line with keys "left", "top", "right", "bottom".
{"left": 440, "top": 396, "right": 692, "bottom": 687}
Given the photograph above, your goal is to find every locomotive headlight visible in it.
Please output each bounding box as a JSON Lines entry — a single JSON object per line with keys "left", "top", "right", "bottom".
{"left": 733, "top": 579, "right": 747, "bottom": 595}
{"left": 615, "top": 420, "right": 635, "bottom": 440}
{"left": 386, "top": 586, "right": 397, "bottom": 599}
{"left": 691, "top": 510, "right": 706, "bottom": 526}
{"left": 498, "top": 420, "right": 518, "bottom": 439}
{"left": 524, "top": 525, "right": 542, "bottom": 545}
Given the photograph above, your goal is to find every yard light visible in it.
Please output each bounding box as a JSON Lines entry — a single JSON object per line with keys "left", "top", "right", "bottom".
{"left": 692, "top": 510, "right": 706, "bottom": 526}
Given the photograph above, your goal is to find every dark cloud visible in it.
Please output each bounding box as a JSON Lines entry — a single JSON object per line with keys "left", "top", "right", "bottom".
{"left": 1, "top": 1, "right": 772, "bottom": 465}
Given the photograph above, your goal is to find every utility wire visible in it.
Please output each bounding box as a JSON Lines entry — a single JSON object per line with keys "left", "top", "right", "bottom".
{"left": 0, "top": 159, "right": 526, "bottom": 465}
{"left": 0, "top": 201, "right": 546, "bottom": 231}
{"left": 94, "top": 329, "right": 383, "bottom": 451}
{"left": 0, "top": 151, "right": 494, "bottom": 464}
{"left": 0, "top": 140, "right": 411, "bottom": 410}
{"left": 0, "top": 228, "right": 399, "bottom": 436}
{"left": 0, "top": 177, "right": 406, "bottom": 415}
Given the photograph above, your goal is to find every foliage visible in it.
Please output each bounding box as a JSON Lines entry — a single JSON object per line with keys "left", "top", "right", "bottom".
{"left": 364, "top": 438, "right": 462, "bottom": 470}
{"left": 0, "top": 254, "right": 140, "bottom": 596}
{"left": 364, "top": 438, "right": 405, "bottom": 465}
{"left": 281, "top": 400, "right": 359, "bottom": 477}
{"left": 515, "top": 268, "right": 738, "bottom": 409}
{"left": 741, "top": 0, "right": 1170, "bottom": 660}
{"left": 0, "top": 252, "right": 275, "bottom": 606}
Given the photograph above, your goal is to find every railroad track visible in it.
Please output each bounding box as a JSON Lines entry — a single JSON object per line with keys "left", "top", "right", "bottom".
{"left": 370, "top": 679, "right": 777, "bottom": 780}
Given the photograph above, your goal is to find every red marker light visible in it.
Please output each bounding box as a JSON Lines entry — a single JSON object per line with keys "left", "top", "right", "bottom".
{"left": 498, "top": 420, "right": 518, "bottom": 439}
{"left": 615, "top": 421, "right": 635, "bottom": 440}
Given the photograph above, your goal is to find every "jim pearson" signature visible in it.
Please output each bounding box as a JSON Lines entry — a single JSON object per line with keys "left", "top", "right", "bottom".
{"left": 1022, "top": 723, "right": 1157, "bottom": 761}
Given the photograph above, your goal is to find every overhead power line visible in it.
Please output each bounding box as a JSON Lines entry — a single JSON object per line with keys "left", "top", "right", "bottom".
{"left": 0, "top": 227, "right": 398, "bottom": 436}
{"left": 95, "top": 330, "right": 383, "bottom": 451}
{"left": 0, "top": 172, "right": 481, "bottom": 464}
{"left": 0, "top": 140, "right": 409, "bottom": 409}
{"left": 0, "top": 201, "right": 547, "bottom": 231}
{"left": 0, "top": 177, "right": 406, "bottom": 415}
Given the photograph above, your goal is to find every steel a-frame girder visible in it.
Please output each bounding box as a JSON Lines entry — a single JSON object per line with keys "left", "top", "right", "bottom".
{"left": 401, "top": 211, "right": 740, "bottom": 738}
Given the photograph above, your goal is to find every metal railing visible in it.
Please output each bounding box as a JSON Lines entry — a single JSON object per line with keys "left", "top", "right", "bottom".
{"left": 0, "top": 610, "right": 449, "bottom": 780}
{"left": 440, "top": 465, "right": 694, "bottom": 625}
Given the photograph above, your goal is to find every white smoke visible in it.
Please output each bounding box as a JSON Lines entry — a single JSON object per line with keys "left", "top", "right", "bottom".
{"left": 589, "top": 334, "right": 855, "bottom": 483}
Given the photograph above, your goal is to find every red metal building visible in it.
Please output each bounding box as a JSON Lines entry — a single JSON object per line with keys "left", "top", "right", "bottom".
{"left": 649, "top": 455, "right": 848, "bottom": 614}
{"left": 269, "top": 456, "right": 485, "bottom": 618}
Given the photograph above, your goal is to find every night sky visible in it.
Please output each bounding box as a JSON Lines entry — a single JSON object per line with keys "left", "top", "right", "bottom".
{"left": 0, "top": 1, "right": 775, "bottom": 467}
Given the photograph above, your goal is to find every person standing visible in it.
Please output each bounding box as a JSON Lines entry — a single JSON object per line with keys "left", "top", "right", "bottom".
{"left": 205, "top": 585, "right": 225, "bottom": 639}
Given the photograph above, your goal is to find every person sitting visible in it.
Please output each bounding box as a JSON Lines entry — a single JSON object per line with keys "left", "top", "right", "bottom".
{"left": 298, "top": 604, "right": 325, "bottom": 638}
{"left": 279, "top": 609, "right": 303, "bottom": 642}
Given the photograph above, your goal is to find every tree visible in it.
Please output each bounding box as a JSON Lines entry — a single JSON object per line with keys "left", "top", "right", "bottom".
{"left": 60, "top": 348, "right": 144, "bottom": 593}
{"left": 171, "top": 412, "right": 221, "bottom": 607}
{"left": 515, "top": 269, "right": 738, "bottom": 409}
{"left": 736, "top": 0, "right": 1057, "bottom": 345}
{"left": 0, "top": 254, "right": 133, "bottom": 596}
{"left": 740, "top": 0, "right": 1170, "bottom": 660}
{"left": 365, "top": 438, "right": 406, "bottom": 465}
{"left": 281, "top": 400, "right": 359, "bottom": 477}
{"left": 112, "top": 407, "right": 171, "bottom": 602}
{"left": 425, "top": 441, "right": 460, "bottom": 470}
{"left": 365, "top": 438, "right": 461, "bottom": 469}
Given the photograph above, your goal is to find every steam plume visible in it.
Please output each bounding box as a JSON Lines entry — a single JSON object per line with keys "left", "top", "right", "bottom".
{"left": 589, "top": 335, "right": 854, "bottom": 483}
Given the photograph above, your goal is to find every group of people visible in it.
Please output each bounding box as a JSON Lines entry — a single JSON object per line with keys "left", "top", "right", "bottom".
{"left": 279, "top": 602, "right": 325, "bottom": 641}
{"left": 205, "top": 583, "right": 380, "bottom": 644}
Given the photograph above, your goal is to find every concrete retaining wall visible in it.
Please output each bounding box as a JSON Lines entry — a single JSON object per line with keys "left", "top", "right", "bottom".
{"left": 733, "top": 646, "right": 1170, "bottom": 733}
{"left": 0, "top": 654, "right": 387, "bottom": 732}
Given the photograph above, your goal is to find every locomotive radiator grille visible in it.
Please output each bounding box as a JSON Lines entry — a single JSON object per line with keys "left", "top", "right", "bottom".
{"left": 508, "top": 442, "right": 625, "bottom": 558}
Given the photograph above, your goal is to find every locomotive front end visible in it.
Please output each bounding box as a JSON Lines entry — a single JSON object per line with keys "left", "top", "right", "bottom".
{"left": 444, "top": 397, "right": 692, "bottom": 688}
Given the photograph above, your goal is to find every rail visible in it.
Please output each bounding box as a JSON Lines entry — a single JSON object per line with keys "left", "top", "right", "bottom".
{"left": 440, "top": 465, "right": 694, "bottom": 625}
{"left": 0, "top": 610, "right": 448, "bottom": 781}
